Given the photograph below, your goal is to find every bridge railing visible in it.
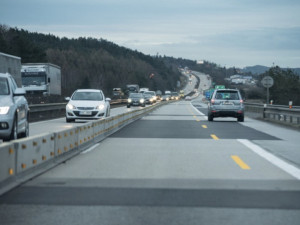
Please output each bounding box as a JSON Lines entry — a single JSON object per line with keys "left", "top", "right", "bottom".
{"left": 245, "top": 103, "right": 300, "bottom": 127}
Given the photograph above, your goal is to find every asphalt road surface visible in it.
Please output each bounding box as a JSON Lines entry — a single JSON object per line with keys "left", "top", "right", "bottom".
{"left": 1, "top": 100, "right": 300, "bottom": 225}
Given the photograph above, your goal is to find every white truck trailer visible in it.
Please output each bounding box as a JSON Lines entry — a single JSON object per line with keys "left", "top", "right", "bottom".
{"left": 0, "top": 52, "right": 22, "bottom": 86}
{"left": 21, "top": 63, "right": 61, "bottom": 95}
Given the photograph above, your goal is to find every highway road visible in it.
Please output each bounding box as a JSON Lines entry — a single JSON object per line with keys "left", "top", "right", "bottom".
{"left": 28, "top": 106, "right": 135, "bottom": 136}
{"left": 27, "top": 71, "right": 204, "bottom": 138}
{"left": 1, "top": 98, "right": 300, "bottom": 225}
{"left": 1, "top": 71, "right": 300, "bottom": 224}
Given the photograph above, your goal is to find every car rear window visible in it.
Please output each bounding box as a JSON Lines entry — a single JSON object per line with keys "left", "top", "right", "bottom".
{"left": 215, "top": 91, "right": 240, "bottom": 100}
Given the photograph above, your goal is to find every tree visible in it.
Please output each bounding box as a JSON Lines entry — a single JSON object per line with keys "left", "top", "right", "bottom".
{"left": 261, "top": 66, "right": 300, "bottom": 105}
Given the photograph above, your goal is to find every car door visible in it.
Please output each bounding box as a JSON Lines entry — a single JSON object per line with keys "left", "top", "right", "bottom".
{"left": 9, "top": 77, "right": 27, "bottom": 133}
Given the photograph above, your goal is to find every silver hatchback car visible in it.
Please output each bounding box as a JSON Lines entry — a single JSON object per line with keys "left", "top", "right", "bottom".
{"left": 0, "top": 73, "right": 29, "bottom": 141}
{"left": 208, "top": 89, "right": 244, "bottom": 122}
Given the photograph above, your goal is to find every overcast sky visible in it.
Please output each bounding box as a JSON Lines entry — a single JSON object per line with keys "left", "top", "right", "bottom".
{"left": 1, "top": 0, "right": 300, "bottom": 68}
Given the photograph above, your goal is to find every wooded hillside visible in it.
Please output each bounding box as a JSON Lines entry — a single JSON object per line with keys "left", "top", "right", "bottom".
{"left": 0, "top": 25, "right": 181, "bottom": 97}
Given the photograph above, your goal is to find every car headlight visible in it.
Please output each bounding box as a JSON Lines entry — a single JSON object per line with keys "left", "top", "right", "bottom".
{"left": 66, "top": 104, "right": 76, "bottom": 110}
{"left": 140, "top": 99, "right": 145, "bottom": 103}
{"left": 128, "top": 98, "right": 132, "bottom": 103}
{"left": 96, "top": 104, "right": 105, "bottom": 110}
{"left": 0, "top": 106, "right": 10, "bottom": 115}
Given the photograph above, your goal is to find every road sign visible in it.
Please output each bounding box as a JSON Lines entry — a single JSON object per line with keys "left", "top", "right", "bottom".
{"left": 215, "top": 85, "right": 225, "bottom": 89}
{"left": 261, "top": 76, "right": 274, "bottom": 88}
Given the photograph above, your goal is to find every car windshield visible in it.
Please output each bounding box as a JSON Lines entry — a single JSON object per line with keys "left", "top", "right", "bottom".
{"left": 72, "top": 91, "right": 103, "bottom": 101}
{"left": 129, "top": 93, "right": 143, "bottom": 98}
{"left": 143, "top": 94, "right": 151, "bottom": 98}
{"left": 0, "top": 78, "right": 10, "bottom": 95}
{"left": 215, "top": 91, "right": 239, "bottom": 100}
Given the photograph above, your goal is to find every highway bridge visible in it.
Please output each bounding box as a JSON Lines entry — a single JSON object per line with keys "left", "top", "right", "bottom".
{"left": 0, "top": 72, "right": 300, "bottom": 225}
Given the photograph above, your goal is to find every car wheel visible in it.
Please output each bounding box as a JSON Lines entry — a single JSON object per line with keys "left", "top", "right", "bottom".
{"left": 127, "top": 105, "right": 130, "bottom": 108}
{"left": 10, "top": 116, "right": 18, "bottom": 140}
{"left": 208, "top": 114, "right": 213, "bottom": 121}
{"left": 20, "top": 119, "right": 29, "bottom": 138}
{"left": 66, "top": 118, "right": 74, "bottom": 123}
{"left": 238, "top": 116, "right": 244, "bottom": 122}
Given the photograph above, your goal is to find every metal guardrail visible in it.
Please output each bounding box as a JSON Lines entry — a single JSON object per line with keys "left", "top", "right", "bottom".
{"left": 28, "top": 99, "right": 128, "bottom": 122}
{"left": 0, "top": 101, "right": 168, "bottom": 195}
{"left": 245, "top": 103, "right": 300, "bottom": 128}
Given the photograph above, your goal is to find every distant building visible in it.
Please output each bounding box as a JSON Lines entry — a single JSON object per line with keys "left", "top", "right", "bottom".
{"left": 230, "top": 74, "right": 253, "bottom": 85}
{"left": 230, "top": 74, "right": 242, "bottom": 79}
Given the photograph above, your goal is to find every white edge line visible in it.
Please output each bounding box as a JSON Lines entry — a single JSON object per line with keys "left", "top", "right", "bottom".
{"left": 238, "top": 139, "right": 300, "bottom": 180}
{"left": 190, "top": 102, "right": 207, "bottom": 119}
{"left": 31, "top": 117, "right": 64, "bottom": 125}
{"left": 81, "top": 143, "right": 100, "bottom": 154}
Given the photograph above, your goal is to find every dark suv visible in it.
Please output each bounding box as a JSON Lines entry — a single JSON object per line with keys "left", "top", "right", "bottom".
{"left": 208, "top": 89, "right": 244, "bottom": 122}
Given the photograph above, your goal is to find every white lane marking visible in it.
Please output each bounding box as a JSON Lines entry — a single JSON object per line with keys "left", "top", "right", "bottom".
{"left": 238, "top": 139, "right": 300, "bottom": 180}
{"left": 31, "top": 117, "right": 64, "bottom": 125}
{"left": 81, "top": 143, "right": 100, "bottom": 154}
{"left": 190, "top": 102, "right": 207, "bottom": 119}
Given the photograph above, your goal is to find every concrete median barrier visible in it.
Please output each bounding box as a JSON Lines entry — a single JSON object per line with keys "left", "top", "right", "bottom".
{"left": 16, "top": 133, "right": 55, "bottom": 174}
{"left": 0, "top": 142, "right": 16, "bottom": 191}
{"left": 0, "top": 101, "right": 168, "bottom": 195}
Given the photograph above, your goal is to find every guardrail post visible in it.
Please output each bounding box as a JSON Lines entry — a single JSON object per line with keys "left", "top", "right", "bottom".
{"left": 263, "top": 104, "right": 267, "bottom": 119}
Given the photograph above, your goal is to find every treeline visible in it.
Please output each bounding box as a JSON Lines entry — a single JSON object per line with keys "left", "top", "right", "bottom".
{"left": 260, "top": 66, "right": 300, "bottom": 105}
{"left": 0, "top": 25, "right": 181, "bottom": 97}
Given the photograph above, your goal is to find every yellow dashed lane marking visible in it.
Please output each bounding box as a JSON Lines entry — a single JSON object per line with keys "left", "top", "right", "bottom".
{"left": 210, "top": 134, "right": 219, "bottom": 140}
{"left": 231, "top": 155, "right": 251, "bottom": 170}
{"left": 202, "top": 125, "right": 207, "bottom": 128}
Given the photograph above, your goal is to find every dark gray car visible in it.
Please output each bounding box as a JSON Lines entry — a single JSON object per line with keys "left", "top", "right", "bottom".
{"left": 208, "top": 89, "right": 244, "bottom": 122}
{"left": 127, "top": 93, "right": 145, "bottom": 108}
{"left": 0, "top": 73, "right": 29, "bottom": 141}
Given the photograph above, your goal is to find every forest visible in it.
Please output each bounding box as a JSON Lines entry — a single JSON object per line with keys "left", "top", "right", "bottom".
{"left": 0, "top": 25, "right": 181, "bottom": 97}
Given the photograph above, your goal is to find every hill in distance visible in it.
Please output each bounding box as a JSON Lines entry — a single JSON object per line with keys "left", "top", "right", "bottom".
{"left": 242, "top": 65, "right": 300, "bottom": 76}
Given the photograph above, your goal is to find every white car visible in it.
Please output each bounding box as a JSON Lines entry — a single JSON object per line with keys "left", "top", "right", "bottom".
{"left": 65, "top": 89, "right": 111, "bottom": 122}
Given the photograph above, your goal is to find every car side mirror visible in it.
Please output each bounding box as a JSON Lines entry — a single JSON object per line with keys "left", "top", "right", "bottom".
{"left": 65, "top": 97, "right": 70, "bottom": 101}
{"left": 14, "top": 88, "right": 26, "bottom": 96}
{"left": 106, "top": 98, "right": 111, "bottom": 102}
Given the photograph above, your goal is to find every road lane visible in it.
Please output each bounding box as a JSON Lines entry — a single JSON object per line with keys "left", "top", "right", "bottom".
{"left": 29, "top": 105, "right": 144, "bottom": 136}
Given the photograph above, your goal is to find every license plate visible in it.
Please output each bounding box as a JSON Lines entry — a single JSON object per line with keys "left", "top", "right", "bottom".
{"left": 79, "top": 111, "right": 92, "bottom": 115}
{"left": 223, "top": 101, "right": 233, "bottom": 105}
